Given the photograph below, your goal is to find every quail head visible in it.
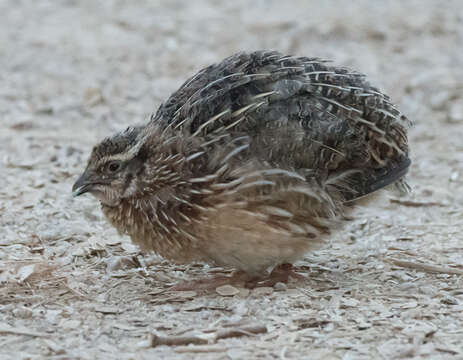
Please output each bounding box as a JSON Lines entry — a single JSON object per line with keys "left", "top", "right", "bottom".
{"left": 73, "top": 50, "right": 411, "bottom": 280}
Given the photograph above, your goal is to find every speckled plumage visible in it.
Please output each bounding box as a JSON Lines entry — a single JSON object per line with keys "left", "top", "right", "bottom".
{"left": 73, "top": 50, "right": 411, "bottom": 276}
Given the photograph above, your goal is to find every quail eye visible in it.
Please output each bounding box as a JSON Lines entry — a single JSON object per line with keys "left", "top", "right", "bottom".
{"left": 107, "top": 161, "right": 121, "bottom": 173}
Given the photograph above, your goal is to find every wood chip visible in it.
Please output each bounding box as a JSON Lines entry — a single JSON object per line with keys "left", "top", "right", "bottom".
{"left": 215, "top": 325, "right": 267, "bottom": 340}
{"left": 237, "top": 288, "right": 250, "bottom": 298}
{"left": 149, "top": 324, "right": 267, "bottom": 347}
{"left": 184, "top": 305, "right": 230, "bottom": 312}
{"left": 121, "top": 242, "right": 139, "bottom": 254}
{"left": 216, "top": 285, "right": 240, "bottom": 296}
{"left": 441, "top": 295, "right": 459, "bottom": 305}
{"left": 17, "top": 264, "right": 35, "bottom": 283}
{"left": 176, "top": 291, "right": 197, "bottom": 298}
{"left": 252, "top": 287, "right": 274, "bottom": 296}
{"left": 42, "top": 339, "right": 65, "bottom": 354}
{"left": 0, "top": 323, "right": 49, "bottom": 337}
{"left": 389, "top": 199, "right": 446, "bottom": 207}
{"left": 112, "top": 323, "right": 138, "bottom": 331}
{"left": 150, "top": 334, "right": 208, "bottom": 347}
{"left": 94, "top": 306, "right": 121, "bottom": 314}
{"left": 389, "top": 258, "right": 463, "bottom": 275}
{"left": 175, "top": 345, "right": 227, "bottom": 353}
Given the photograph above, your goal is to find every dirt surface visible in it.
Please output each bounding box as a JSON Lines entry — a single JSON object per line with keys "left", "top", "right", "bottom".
{"left": 1, "top": 1, "right": 463, "bottom": 359}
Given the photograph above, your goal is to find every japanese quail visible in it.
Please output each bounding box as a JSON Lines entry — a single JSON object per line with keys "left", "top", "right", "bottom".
{"left": 72, "top": 50, "right": 411, "bottom": 284}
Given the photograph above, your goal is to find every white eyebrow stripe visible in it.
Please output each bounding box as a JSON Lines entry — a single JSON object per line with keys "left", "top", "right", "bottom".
{"left": 94, "top": 138, "right": 145, "bottom": 167}
{"left": 95, "top": 152, "right": 136, "bottom": 167}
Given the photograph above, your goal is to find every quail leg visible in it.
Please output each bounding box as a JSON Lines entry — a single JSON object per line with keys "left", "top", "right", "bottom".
{"left": 169, "top": 264, "right": 306, "bottom": 292}
{"left": 246, "top": 263, "right": 307, "bottom": 288}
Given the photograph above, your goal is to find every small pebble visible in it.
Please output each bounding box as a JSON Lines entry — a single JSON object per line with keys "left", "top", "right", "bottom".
{"left": 273, "top": 282, "right": 287, "bottom": 291}
{"left": 106, "top": 256, "right": 136, "bottom": 272}
{"left": 216, "top": 285, "right": 240, "bottom": 296}
{"left": 429, "top": 91, "right": 450, "bottom": 110}
{"left": 448, "top": 103, "right": 463, "bottom": 123}
{"left": 121, "top": 242, "right": 139, "bottom": 254}
{"left": 71, "top": 247, "right": 85, "bottom": 257}
{"left": 450, "top": 171, "right": 459, "bottom": 182}
{"left": 237, "top": 288, "right": 250, "bottom": 298}
{"left": 59, "top": 319, "right": 81, "bottom": 329}
{"left": 176, "top": 291, "right": 197, "bottom": 299}
{"left": 441, "top": 295, "right": 459, "bottom": 305}
{"left": 12, "top": 307, "right": 33, "bottom": 319}
{"left": 252, "top": 287, "right": 274, "bottom": 296}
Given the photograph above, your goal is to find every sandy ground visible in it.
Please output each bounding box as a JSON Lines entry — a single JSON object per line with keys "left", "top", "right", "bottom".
{"left": 1, "top": 1, "right": 463, "bottom": 359}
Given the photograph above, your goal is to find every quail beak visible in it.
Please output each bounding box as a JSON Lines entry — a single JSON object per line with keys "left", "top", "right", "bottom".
{"left": 72, "top": 172, "right": 94, "bottom": 197}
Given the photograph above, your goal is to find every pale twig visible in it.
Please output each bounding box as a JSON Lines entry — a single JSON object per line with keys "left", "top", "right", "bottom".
{"left": 388, "top": 258, "right": 463, "bottom": 275}
{"left": 150, "top": 334, "right": 208, "bottom": 347}
{"left": 174, "top": 345, "right": 228, "bottom": 353}
{"left": 150, "top": 324, "right": 267, "bottom": 347}
{"left": 389, "top": 199, "right": 446, "bottom": 207}
{"left": 215, "top": 325, "right": 267, "bottom": 340}
{"left": 0, "top": 324, "right": 49, "bottom": 337}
